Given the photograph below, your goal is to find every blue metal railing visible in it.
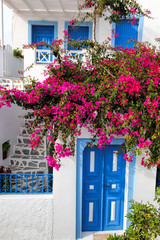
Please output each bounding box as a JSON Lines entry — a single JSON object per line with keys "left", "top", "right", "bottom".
{"left": 0, "top": 173, "right": 53, "bottom": 194}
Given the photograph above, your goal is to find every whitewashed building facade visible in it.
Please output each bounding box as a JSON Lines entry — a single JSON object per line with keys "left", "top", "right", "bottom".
{"left": 0, "top": 0, "right": 160, "bottom": 239}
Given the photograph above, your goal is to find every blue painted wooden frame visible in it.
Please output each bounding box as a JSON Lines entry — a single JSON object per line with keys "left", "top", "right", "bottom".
{"left": 126, "top": 153, "right": 136, "bottom": 228}
{"left": 76, "top": 138, "right": 136, "bottom": 239}
{"left": 64, "top": 21, "right": 93, "bottom": 51}
{"left": 111, "top": 16, "right": 144, "bottom": 47}
{"left": 28, "top": 20, "right": 58, "bottom": 44}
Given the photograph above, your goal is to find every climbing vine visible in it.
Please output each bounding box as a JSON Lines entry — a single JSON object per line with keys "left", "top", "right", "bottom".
{"left": 1, "top": 37, "right": 160, "bottom": 170}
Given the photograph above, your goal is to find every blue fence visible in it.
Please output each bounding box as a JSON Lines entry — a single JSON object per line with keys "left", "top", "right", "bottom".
{"left": 0, "top": 173, "right": 53, "bottom": 194}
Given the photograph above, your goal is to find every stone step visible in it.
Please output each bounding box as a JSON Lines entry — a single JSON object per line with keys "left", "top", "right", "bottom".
{"left": 10, "top": 166, "right": 46, "bottom": 174}
{"left": 21, "top": 126, "right": 33, "bottom": 135}
{"left": 10, "top": 155, "right": 47, "bottom": 170}
{"left": 17, "top": 135, "right": 44, "bottom": 145}
{"left": 24, "top": 118, "right": 44, "bottom": 126}
{"left": 14, "top": 143, "right": 44, "bottom": 149}
{"left": 20, "top": 126, "right": 42, "bottom": 136}
{"left": 24, "top": 119, "right": 34, "bottom": 126}
{"left": 17, "top": 135, "right": 31, "bottom": 144}
{"left": 13, "top": 143, "right": 45, "bottom": 157}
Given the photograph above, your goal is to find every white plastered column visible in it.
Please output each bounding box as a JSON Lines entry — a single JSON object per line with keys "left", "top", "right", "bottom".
{"left": 0, "top": 0, "right": 4, "bottom": 76}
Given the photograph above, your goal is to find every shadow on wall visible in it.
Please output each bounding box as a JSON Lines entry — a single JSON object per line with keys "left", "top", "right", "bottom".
{"left": 0, "top": 104, "right": 25, "bottom": 167}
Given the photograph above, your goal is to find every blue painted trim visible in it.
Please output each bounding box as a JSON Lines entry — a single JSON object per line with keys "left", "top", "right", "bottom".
{"left": 111, "top": 22, "right": 116, "bottom": 47}
{"left": 111, "top": 16, "right": 144, "bottom": 47}
{"left": 28, "top": 20, "right": 58, "bottom": 44}
{"left": 76, "top": 139, "right": 88, "bottom": 239}
{"left": 138, "top": 16, "right": 144, "bottom": 42}
{"left": 126, "top": 154, "right": 136, "bottom": 228}
{"left": 76, "top": 138, "right": 128, "bottom": 238}
{"left": 64, "top": 21, "right": 92, "bottom": 50}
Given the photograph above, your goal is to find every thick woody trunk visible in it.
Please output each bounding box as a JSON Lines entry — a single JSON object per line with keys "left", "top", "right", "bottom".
{"left": 92, "top": 5, "right": 97, "bottom": 42}
{"left": 93, "top": 15, "right": 96, "bottom": 41}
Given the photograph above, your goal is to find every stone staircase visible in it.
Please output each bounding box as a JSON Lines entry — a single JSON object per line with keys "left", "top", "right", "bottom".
{"left": 9, "top": 117, "right": 48, "bottom": 174}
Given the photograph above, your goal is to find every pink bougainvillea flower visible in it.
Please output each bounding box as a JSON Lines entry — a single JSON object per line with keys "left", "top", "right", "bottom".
{"left": 45, "top": 155, "right": 60, "bottom": 171}
{"left": 130, "top": 8, "right": 136, "bottom": 14}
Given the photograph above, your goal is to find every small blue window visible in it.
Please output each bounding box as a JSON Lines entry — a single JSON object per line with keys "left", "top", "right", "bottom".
{"left": 65, "top": 21, "right": 92, "bottom": 51}
{"left": 28, "top": 21, "right": 58, "bottom": 64}
{"left": 111, "top": 18, "right": 144, "bottom": 49}
{"left": 32, "top": 25, "right": 54, "bottom": 49}
{"left": 115, "top": 19, "right": 139, "bottom": 48}
{"left": 68, "top": 26, "right": 89, "bottom": 50}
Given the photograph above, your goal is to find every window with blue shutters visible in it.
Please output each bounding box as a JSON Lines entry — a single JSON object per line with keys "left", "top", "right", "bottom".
{"left": 65, "top": 22, "right": 92, "bottom": 53}
{"left": 32, "top": 25, "right": 54, "bottom": 63}
{"left": 32, "top": 25, "right": 55, "bottom": 49}
{"left": 28, "top": 21, "right": 57, "bottom": 64}
{"left": 68, "top": 26, "right": 89, "bottom": 50}
{"left": 113, "top": 19, "right": 139, "bottom": 48}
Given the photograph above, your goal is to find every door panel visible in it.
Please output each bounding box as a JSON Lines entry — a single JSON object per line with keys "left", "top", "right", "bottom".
{"left": 103, "top": 145, "right": 126, "bottom": 230}
{"left": 82, "top": 147, "right": 104, "bottom": 231}
{"left": 103, "top": 197, "right": 121, "bottom": 228}
{"left": 82, "top": 145, "right": 126, "bottom": 231}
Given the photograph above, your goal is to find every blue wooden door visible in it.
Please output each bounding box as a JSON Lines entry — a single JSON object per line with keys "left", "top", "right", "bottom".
{"left": 82, "top": 145, "right": 126, "bottom": 231}
{"left": 32, "top": 25, "right": 54, "bottom": 48}
{"left": 68, "top": 26, "right": 89, "bottom": 50}
{"left": 115, "top": 19, "right": 139, "bottom": 48}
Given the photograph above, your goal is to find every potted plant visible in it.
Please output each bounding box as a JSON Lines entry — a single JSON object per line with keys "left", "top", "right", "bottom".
{"left": 13, "top": 48, "right": 24, "bottom": 59}
{"left": 2, "top": 141, "right": 10, "bottom": 160}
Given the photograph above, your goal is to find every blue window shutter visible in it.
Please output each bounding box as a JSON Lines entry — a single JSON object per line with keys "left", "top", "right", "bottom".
{"left": 68, "top": 26, "right": 89, "bottom": 50}
{"left": 115, "top": 19, "right": 139, "bottom": 48}
{"left": 32, "top": 25, "right": 54, "bottom": 49}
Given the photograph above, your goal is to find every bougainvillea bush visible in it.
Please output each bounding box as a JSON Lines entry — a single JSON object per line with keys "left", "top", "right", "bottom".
{"left": 0, "top": 38, "right": 160, "bottom": 170}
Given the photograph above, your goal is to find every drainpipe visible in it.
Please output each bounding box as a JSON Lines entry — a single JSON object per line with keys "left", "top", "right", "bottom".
{"left": 0, "top": 0, "right": 4, "bottom": 77}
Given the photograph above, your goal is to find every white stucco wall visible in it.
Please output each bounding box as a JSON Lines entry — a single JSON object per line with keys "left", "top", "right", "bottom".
{"left": 0, "top": 195, "right": 54, "bottom": 240}
{"left": 138, "top": 0, "right": 160, "bottom": 47}
{"left": 0, "top": 46, "right": 3, "bottom": 76}
{"left": 53, "top": 156, "right": 76, "bottom": 240}
{"left": 0, "top": 104, "right": 25, "bottom": 167}
{"left": 134, "top": 154, "right": 157, "bottom": 204}
{"left": 2, "top": 2, "right": 159, "bottom": 240}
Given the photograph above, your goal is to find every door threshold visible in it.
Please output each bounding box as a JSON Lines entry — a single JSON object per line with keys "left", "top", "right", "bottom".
{"left": 81, "top": 231, "right": 125, "bottom": 240}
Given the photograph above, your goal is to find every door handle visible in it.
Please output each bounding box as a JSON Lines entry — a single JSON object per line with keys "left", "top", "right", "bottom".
{"left": 104, "top": 184, "right": 110, "bottom": 187}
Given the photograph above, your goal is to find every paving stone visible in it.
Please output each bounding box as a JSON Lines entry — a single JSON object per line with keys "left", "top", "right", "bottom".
{"left": 93, "top": 234, "right": 110, "bottom": 240}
